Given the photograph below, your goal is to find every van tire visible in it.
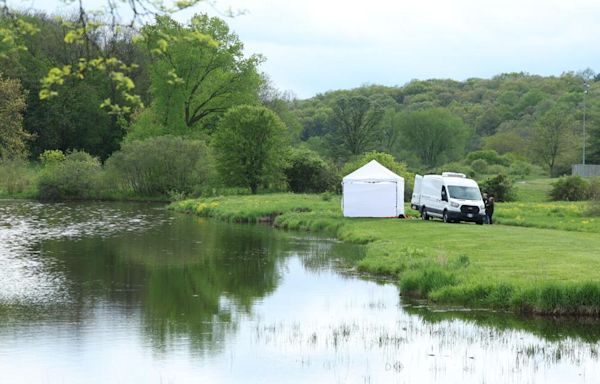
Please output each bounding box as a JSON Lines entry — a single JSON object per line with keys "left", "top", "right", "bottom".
{"left": 443, "top": 210, "right": 449, "bottom": 223}
{"left": 421, "top": 207, "right": 429, "bottom": 221}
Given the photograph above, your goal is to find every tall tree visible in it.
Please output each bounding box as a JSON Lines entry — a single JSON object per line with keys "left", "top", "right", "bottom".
{"left": 328, "top": 95, "right": 383, "bottom": 157}
{"left": 212, "top": 105, "right": 287, "bottom": 194}
{"left": 0, "top": 75, "right": 29, "bottom": 159}
{"left": 131, "top": 14, "right": 263, "bottom": 138}
{"left": 531, "top": 106, "right": 575, "bottom": 176}
{"left": 398, "top": 108, "right": 471, "bottom": 167}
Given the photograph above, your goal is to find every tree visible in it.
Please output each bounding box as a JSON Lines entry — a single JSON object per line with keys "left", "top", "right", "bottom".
{"left": 530, "top": 106, "right": 575, "bottom": 176}
{"left": 212, "top": 105, "right": 287, "bottom": 194}
{"left": 0, "top": 75, "right": 30, "bottom": 159}
{"left": 377, "top": 108, "right": 401, "bottom": 153}
{"left": 398, "top": 108, "right": 471, "bottom": 167}
{"left": 3, "top": 13, "right": 150, "bottom": 159}
{"left": 130, "top": 14, "right": 263, "bottom": 137}
{"left": 1, "top": 0, "right": 207, "bottom": 114}
{"left": 328, "top": 95, "right": 384, "bottom": 157}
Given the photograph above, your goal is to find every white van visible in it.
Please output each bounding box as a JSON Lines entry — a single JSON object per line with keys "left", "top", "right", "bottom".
{"left": 411, "top": 172, "right": 485, "bottom": 224}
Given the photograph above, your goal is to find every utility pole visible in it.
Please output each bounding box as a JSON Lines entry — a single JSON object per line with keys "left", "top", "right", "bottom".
{"left": 583, "top": 82, "right": 589, "bottom": 165}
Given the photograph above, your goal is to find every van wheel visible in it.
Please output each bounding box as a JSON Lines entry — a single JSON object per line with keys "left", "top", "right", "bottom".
{"left": 421, "top": 207, "right": 429, "bottom": 221}
{"left": 443, "top": 211, "right": 449, "bottom": 223}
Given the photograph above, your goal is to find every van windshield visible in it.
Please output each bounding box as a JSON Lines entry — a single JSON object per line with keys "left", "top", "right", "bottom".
{"left": 448, "top": 186, "right": 481, "bottom": 200}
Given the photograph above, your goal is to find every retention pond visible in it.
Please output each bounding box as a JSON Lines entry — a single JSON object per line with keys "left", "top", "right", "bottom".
{"left": 1, "top": 200, "right": 599, "bottom": 383}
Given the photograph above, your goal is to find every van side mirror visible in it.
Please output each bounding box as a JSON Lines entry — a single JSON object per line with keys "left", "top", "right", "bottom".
{"left": 441, "top": 191, "right": 448, "bottom": 202}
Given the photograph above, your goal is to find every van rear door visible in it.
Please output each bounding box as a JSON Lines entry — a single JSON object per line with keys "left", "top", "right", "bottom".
{"left": 411, "top": 175, "right": 422, "bottom": 208}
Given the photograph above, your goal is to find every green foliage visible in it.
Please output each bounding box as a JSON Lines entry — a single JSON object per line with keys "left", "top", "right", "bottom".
{"left": 39, "top": 149, "right": 66, "bottom": 165}
{"left": 465, "top": 149, "right": 511, "bottom": 167}
{"left": 531, "top": 105, "right": 577, "bottom": 177}
{"left": 550, "top": 176, "right": 590, "bottom": 201}
{"left": 37, "top": 150, "right": 102, "bottom": 200}
{"left": 470, "top": 158, "right": 489, "bottom": 174}
{"left": 397, "top": 108, "right": 471, "bottom": 167}
{"left": 130, "top": 14, "right": 263, "bottom": 138}
{"left": 212, "top": 105, "right": 288, "bottom": 194}
{"left": 105, "top": 136, "right": 214, "bottom": 197}
{"left": 328, "top": 95, "right": 384, "bottom": 158}
{"left": 284, "top": 147, "right": 336, "bottom": 193}
{"left": 0, "top": 159, "right": 37, "bottom": 196}
{"left": 587, "top": 179, "right": 600, "bottom": 217}
{"left": 0, "top": 75, "right": 30, "bottom": 159}
{"left": 342, "top": 151, "right": 414, "bottom": 199}
{"left": 480, "top": 174, "right": 516, "bottom": 202}
{"left": 3, "top": 13, "right": 147, "bottom": 159}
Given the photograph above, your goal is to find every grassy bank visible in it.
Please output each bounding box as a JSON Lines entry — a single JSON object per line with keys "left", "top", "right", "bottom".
{"left": 171, "top": 193, "right": 600, "bottom": 315}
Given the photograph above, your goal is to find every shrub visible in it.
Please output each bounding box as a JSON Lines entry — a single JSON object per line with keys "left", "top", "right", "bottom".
{"left": 470, "top": 158, "right": 489, "bottom": 174}
{"left": 586, "top": 178, "right": 600, "bottom": 216}
{"left": 507, "top": 160, "right": 542, "bottom": 178}
{"left": 550, "top": 176, "right": 589, "bottom": 201}
{"left": 284, "top": 147, "right": 337, "bottom": 193}
{"left": 105, "top": 136, "right": 214, "bottom": 197}
{"left": 465, "top": 150, "right": 511, "bottom": 167}
{"left": 37, "top": 150, "right": 102, "bottom": 201}
{"left": 480, "top": 174, "right": 516, "bottom": 202}
{"left": 39, "top": 150, "right": 66, "bottom": 166}
{"left": 0, "top": 159, "right": 36, "bottom": 195}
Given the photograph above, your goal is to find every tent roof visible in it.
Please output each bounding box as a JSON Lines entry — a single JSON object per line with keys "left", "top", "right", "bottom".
{"left": 343, "top": 160, "right": 404, "bottom": 182}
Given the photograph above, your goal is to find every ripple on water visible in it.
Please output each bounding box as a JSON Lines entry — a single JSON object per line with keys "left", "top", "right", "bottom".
{"left": 0, "top": 201, "right": 168, "bottom": 306}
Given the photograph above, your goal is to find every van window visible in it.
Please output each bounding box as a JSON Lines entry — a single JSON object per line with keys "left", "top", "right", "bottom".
{"left": 441, "top": 186, "right": 448, "bottom": 201}
{"left": 448, "top": 186, "right": 480, "bottom": 200}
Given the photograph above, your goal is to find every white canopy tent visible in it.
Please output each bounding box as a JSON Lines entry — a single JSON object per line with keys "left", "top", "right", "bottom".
{"left": 342, "top": 160, "right": 405, "bottom": 217}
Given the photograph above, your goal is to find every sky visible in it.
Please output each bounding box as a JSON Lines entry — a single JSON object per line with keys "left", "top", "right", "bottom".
{"left": 10, "top": 0, "right": 600, "bottom": 98}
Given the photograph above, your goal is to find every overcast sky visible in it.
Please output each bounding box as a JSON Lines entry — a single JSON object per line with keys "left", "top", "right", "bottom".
{"left": 10, "top": 0, "right": 600, "bottom": 98}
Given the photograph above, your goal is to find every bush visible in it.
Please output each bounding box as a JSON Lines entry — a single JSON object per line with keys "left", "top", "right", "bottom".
{"left": 39, "top": 150, "right": 66, "bottom": 166}
{"left": 0, "top": 159, "right": 37, "bottom": 196}
{"left": 284, "top": 147, "right": 337, "bottom": 193}
{"left": 507, "top": 160, "right": 541, "bottom": 178}
{"left": 37, "top": 150, "right": 102, "bottom": 201}
{"left": 480, "top": 174, "right": 516, "bottom": 202}
{"left": 465, "top": 150, "right": 511, "bottom": 167}
{"left": 105, "top": 136, "right": 214, "bottom": 197}
{"left": 550, "top": 176, "right": 589, "bottom": 201}
{"left": 470, "top": 158, "right": 489, "bottom": 174}
{"left": 585, "top": 178, "right": 600, "bottom": 216}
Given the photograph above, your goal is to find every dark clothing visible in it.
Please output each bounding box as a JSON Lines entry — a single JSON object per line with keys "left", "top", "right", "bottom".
{"left": 485, "top": 197, "right": 495, "bottom": 225}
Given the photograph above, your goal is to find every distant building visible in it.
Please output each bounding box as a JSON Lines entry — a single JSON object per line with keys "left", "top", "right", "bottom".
{"left": 572, "top": 164, "right": 600, "bottom": 177}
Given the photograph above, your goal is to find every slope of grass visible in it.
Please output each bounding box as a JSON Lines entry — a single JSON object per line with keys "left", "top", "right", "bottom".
{"left": 513, "top": 178, "right": 554, "bottom": 202}
{"left": 171, "top": 193, "right": 600, "bottom": 315}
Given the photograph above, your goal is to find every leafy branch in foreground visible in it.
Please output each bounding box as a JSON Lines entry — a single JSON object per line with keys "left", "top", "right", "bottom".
{"left": 2, "top": 0, "right": 207, "bottom": 115}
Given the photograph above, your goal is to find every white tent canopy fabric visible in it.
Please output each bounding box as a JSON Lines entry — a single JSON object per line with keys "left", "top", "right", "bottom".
{"left": 342, "top": 160, "right": 405, "bottom": 217}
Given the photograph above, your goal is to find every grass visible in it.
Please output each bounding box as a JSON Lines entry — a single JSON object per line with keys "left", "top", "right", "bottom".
{"left": 513, "top": 178, "right": 554, "bottom": 202}
{"left": 171, "top": 185, "right": 600, "bottom": 315}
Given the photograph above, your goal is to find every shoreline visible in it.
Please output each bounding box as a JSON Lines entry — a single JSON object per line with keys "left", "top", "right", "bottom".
{"left": 170, "top": 193, "right": 600, "bottom": 317}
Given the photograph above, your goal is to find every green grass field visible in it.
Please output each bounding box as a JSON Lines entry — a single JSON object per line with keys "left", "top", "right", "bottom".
{"left": 171, "top": 179, "right": 600, "bottom": 315}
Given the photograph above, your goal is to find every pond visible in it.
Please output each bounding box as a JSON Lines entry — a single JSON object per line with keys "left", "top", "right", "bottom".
{"left": 0, "top": 200, "right": 599, "bottom": 383}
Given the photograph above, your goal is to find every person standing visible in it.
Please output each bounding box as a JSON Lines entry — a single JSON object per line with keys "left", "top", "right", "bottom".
{"left": 485, "top": 195, "right": 495, "bottom": 225}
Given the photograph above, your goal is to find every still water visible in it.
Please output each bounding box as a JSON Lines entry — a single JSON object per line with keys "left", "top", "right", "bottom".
{"left": 0, "top": 200, "right": 599, "bottom": 384}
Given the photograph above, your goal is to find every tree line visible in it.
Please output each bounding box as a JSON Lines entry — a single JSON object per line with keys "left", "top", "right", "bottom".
{"left": 0, "top": 9, "right": 599, "bottom": 200}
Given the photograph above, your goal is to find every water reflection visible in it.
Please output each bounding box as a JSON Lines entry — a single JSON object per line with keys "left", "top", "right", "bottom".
{"left": 1, "top": 201, "right": 600, "bottom": 383}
